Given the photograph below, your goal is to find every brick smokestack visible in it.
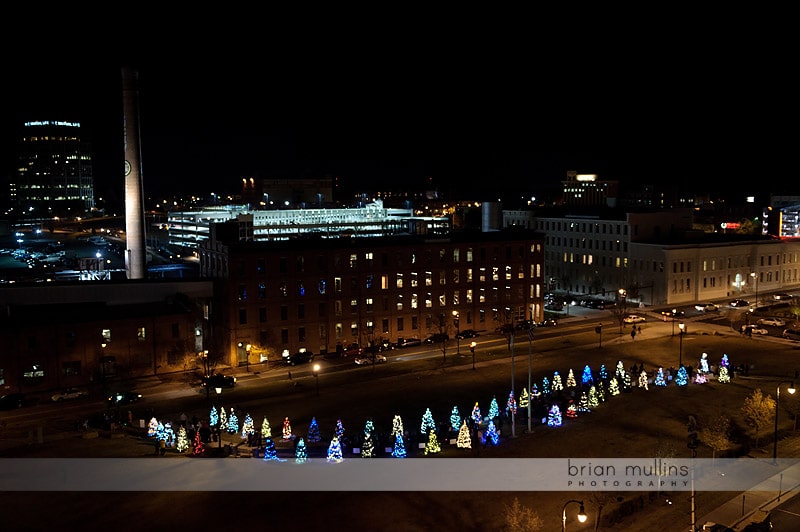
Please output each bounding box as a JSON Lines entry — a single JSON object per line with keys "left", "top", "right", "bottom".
{"left": 122, "top": 66, "right": 147, "bottom": 279}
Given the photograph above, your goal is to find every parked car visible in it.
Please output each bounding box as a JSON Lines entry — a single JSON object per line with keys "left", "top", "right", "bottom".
{"left": 623, "top": 314, "right": 646, "bottom": 324}
{"left": 729, "top": 299, "right": 750, "bottom": 307}
{"left": 773, "top": 293, "right": 793, "bottom": 301}
{"left": 740, "top": 324, "right": 769, "bottom": 335}
{"left": 284, "top": 349, "right": 314, "bottom": 365}
{"left": 201, "top": 373, "right": 237, "bottom": 388}
{"left": 783, "top": 329, "right": 800, "bottom": 341}
{"left": 107, "top": 391, "right": 142, "bottom": 405}
{"left": 758, "top": 317, "right": 786, "bottom": 327}
{"left": 423, "top": 333, "right": 450, "bottom": 344}
{"left": 376, "top": 339, "right": 395, "bottom": 352}
{"left": 51, "top": 387, "right": 88, "bottom": 402}
{"left": 456, "top": 329, "right": 480, "bottom": 339}
{"left": 536, "top": 318, "right": 558, "bottom": 327}
{"left": 695, "top": 303, "right": 719, "bottom": 312}
{"left": 339, "top": 343, "right": 363, "bottom": 356}
{"left": 394, "top": 337, "right": 422, "bottom": 348}
{"left": 0, "top": 393, "right": 32, "bottom": 410}
{"left": 354, "top": 354, "right": 387, "bottom": 365}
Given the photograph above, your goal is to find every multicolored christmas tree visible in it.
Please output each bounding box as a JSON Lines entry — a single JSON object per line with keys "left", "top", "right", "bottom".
{"left": 334, "top": 418, "right": 345, "bottom": 440}
{"left": 506, "top": 390, "right": 517, "bottom": 414}
{"left": 457, "top": 420, "right": 472, "bottom": 449}
{"left": 147, "top": 417, "right": 159, "bottom": 438}
{"left": 471, "top": 402, "right": 482, "bottom": 424}
{"left": 531, "top": 383, "right": 541, "bottom": 399}
{"left": 565, "top": 400, "right": 578, "bottom": 418}
{"left": 547, "top": 404, "right": 563, "bottom": 427}
{"left": 282, "top": 417, "right": 294, "bottom": 439}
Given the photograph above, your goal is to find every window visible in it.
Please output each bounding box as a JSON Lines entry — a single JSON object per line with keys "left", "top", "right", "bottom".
{"left": 137, "top": 327, "right": 146, "bottom": 342}
{"left": 298, "top": 327, "right": 306, "bottom": 342}
{"left": 279, "top": 282, "right": 288, "bottom": 297}
{"left": 396, "top": 273, "right": 403, "bottom": 289}
{"left": 238, "top": 285, "right": 247, "bottom": 301}
{"left": 335, "top": 277, "right": 342, "bottom": 293}
{"left": 258, "top": 282, "right": 266, "bottom": 299}
{"left": 259, "top": 307, "right": 267, "bottom": 323}
{"left": 425, "top": 272, "right": 432, "bottom": 286}
{"left": 101, "top": 329, "right": 112, "bottom": 342}
{"left": 62, "top": 361, "right": 81, "bottom": 376}
{"left": 349, "top": 254, "right": 358, "bottom": 268}
{"left": 171, "top": 323, "right": 179, "bottom": 338}
{"left": 298, "top": 281, "right": 305, "bottom": 296}
{"left": 281, "top": 305, "right": 288, "bottom": 320}
{"left": 397, "top": 295, "right": 403, "bottom": 311}
{"left": 298, "top": 304, "right": 305, "bottom": 319}
{"left": 239, "top": 309, "right": 247, "bottom": 325}
{"left": 397, "top": 317, "right": 404, "bottom": 331}
{"left": 257, "top": 258, "right": 265, "bottom": 273}
{"left": 350, "top": 299, "right": 358, "bottom": 313}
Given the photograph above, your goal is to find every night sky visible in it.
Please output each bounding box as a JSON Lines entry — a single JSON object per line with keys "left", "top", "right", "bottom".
{"left": 3, "top": 57, "right": 794, "bottom": 208}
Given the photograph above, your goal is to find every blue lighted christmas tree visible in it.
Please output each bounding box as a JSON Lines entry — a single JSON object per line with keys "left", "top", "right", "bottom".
{"left": 599, "top": 364, "right": 609, "bottom": 383}
{"left": 484, "top": 420, "right": 500, "bottom": 445}
{"left": 547, "top": 404, "right": 562, "bottom": 427}
{"left": 307, "top": 417, "right": 321, "bottom": 442}
{"left": 675, "top": 366, "right": 688, "bottom": 386}
{"left": 506, "top": 390, "right": 517, "bottom": 415}
{"left": 471, "top": 402, "right": 482, "bottom": 424}
{"left": 582, "top": 365, "right": 594, "bottom": 386}
{"left": 327, "top": 436, "right": 343, "bottom": 463}
{"left": 488, "top": 397, "right": 499, "bottom": 419}
{"left": 420, "top": 408, "right": 436, "bottom": 437}
{"left": 334, "top": 419, "right": 345, "bottom": 440}
{"left": 209, "top": 406, "right": 218, "bottom": 427}
{"left": 227, "top": 409, "right": 239, "bottom": 434}
{"left": 295, "top": 437, "right": 308, "bottom": 463}
{"left": 262, "top": 437, "right": 279, "bottom": 461}
{"left": 391, "top": 433, "right": 406, "bottom": 458}
{"left": 449, "top": 406, "right": 461, "bottom": 431}
{"left": 541, "top": 377, "right": 551, "bottom": 396}
{"left": 655, "top": 368, "right": 667, "bottom": 387}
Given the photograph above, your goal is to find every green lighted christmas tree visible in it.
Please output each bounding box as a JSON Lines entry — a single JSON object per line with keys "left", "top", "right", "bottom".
{"left": 307, "top": 417, "right": 321, "bottom": 442}
{"left": 327, "top": 435, "right": 343, "bottom": 463}
{"left": 424, "top": 430, "right": 441, "bottom": 455}
{"left": 176, "top": 426, "right": 189, "bottom": 453}
{"left": 295, "top": 437, "right": 308, "bottom": 463}
{"left": 488, "top": 396, "right": 500, "bottom": 419}
{"left": 261, "top": 416, "right": 272, "bottom": 438}
{"left": 457, "top": 420, "right": 472, "bottom": 449}
{"left": 588, "top": 386, "right": 600, "bottom": 407}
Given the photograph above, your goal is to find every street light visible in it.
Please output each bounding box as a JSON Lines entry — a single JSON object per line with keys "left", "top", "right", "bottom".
{"left": 678, "top": 322, "right": 685, "bottom": 367}
{"left": 671, "top": 308, "right": 678, "bottom": 336}
{"left": 561, "top": 499, "right": 587, "bottom": 531}
{"left": 470, "top": 341, "right": 476, "bottom": 370}
{"left": 215, "top": 386, "right": 223, "bottom": 448}
{"left": 313, "top": 363, "right": 320, "bottom": 396}
{"left": 751, "top": 272, "right": 758, "bottom": 308}
{"left": 453, "top": 310, "right": 460, "bottom": 354}
{"left": 773, "top": 380, "right": 796, "bottom": 465}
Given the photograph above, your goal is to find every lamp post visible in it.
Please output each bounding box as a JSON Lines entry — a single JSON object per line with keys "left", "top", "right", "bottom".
{"left": 773, "top": 381, "right": 796, "bottom": 465}
{"left": 751, "top": 271, "right": 758, "bottom": 308}
{"left": 671, "top": 309, "right": 677, "bottom": 336}
{"left": 470, "top": 341, "right": 476, "bottom": 370}
{"left": 561, "top": 499, "right": 587, "bottom": 531}
{"left": 453, "top": 310, "right": 460, "bottom": 355}
{"left": 312, "top": 363, "right": 320, "bottom": 396}
{"left": 678, "top": 322, "right": 685, "bottom": 368}
{"left": 215, "top": 386, "right": 223, "bottom": 448}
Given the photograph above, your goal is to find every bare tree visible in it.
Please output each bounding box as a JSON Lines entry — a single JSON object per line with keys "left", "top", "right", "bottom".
{"left": 699, "top": 411, "right": 734, "bottom": 462}
{"left": 741, "top": 388, "right": 775, "bottom": 448}
{"left": 503, "top": 497, "right": 543, "bottom": 532}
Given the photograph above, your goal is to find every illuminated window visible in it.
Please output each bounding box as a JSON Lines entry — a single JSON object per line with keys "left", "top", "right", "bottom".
{"left": 466, "top": 289, "right": 473, "bottom": 303}
{"left": 438, "top": 293, "right": 446, "bottom": 306}
{"left": 439, "top": 271, "right": 446, "bottom": 285}
{"left": 425, "top": 272, "right": 432, "bottom": 286}
{"left": 397, "top": 295, "right": 403, "bottom": 311}
{"left": 466, "top": 268, "right": 473, "bottom": 282}
{"left": 410, "top": 272, "right": 418, "bottom": 287}
{"left": 453, "top": 249, "right": 460, "bottom": 262}
{"left": 334, "top": 277, "right": 342, "bottom": 293}
{"left": 479, "top": 268, "right": 486, "bottom": 282}
{"left": 137, "top": 327, "right": 146, "bottom": 342}
{"left": 349, "top": 254, "right": 358, "bottom": 268}
{"left": 411, "top": 293, "right": 418, "bottom": 309}
{"left": 466, "top": 248, "right": 473, "bottom": 262}
{"left": 425, "top": 293, "right": 432, "bottom": 308}
{"left": 479, "top": 289, "right": 486, "bottom": 303}
{"left": 397, "top": 273, "right": 403, "bottom": 289}
{"left": 350, "top": 299, "right": 358, "bottom": 313}
{"left": 453, "top": 290, "right": 459, "bottom": 306}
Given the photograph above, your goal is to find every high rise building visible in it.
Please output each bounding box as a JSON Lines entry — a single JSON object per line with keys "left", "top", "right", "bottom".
{"left": 13, "top": 120, "right": 95, "bottom": 217}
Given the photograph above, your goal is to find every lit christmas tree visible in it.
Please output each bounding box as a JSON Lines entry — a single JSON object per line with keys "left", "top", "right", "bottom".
{"left": 327, "top": 436, "right": 343, "bottom": 463}
{"left": 541, "top": 377, "right": 551, "bottom": 396}
{"left": 156, "top": 421, "right": 165, "bottom": 441}
{"left": 420, "top": 408, "right": 436, "bottom": 437}
{"left": 282, "top": 417, "right": 294, "bottom": 440}
{"left": 519, "top": 388, "right": 529, "bottom": 408}
{"left": 623, "top": 372, "right": 632, "bottom": 392}
{"left": 209, "top": 406, "right": 218, "bottom": 427}
{"left": 615, "top": 360, "right": 626, "bottom": 382}
{"left": 295, "top": 437, "right": 308, "bottom": 463}
{"left": 608, "top": 377, "right": 620, "bottom": 396}
{"left": 578, "top": 392, "right": 591, "bottom": 412}
{"left": 219, "top": 407, "right": 228, "bottom": 432}
{"left": 700, "top": 352, "right": 710, "bottom": 374}
{"left": 547, "top": 404, "right": 562, "bottom": 427}
{"left": 581, "top": 365, "right": 594, "bottom": 386}
{"left": 457, "top": 420, "right": 472, "bottom": 449}
{"left": 531, "top": 383, "right": 541, "bottom": 400}
{"left": 262, "top": 437, "right": 279, "bottom": 461}
{"left": 391, "top": 415, "right": 404, "bottom": 438}
{"left": 424, "top": 430, "right": 441, "bottom": 455}
{"left": 227, "top": 409, "right": 239, "bottom": 434}
{"left": 718, "top": 366, "right": 731, "bottom": 383}
{"left": 391, "top": 433, "right": 406, "bottom": 458}
{"left": 176, "top": 426, "right": 189, "bottom": 453}
{"left": 449, "top": 406, "right": 461, "bottom": 431}
{"left": 364, "top": 419, "right": 375, "bottom": 436}
{"left": 695, "top": 372, "right": 707, "bottom": 384}
{"left": 307, "top": 417, "right": 321, "bottom": 442}
{"left": 599, "top": 364, "right": 609, "bottom": 383}
{"left": 261, "top": 416, "right": 272, "bottom": 438}
{"left": 471, "top": 402, "right": 482, "bottom": 424}
{"left": 675, "top": 366, "right": 688, "bottom": 386}
{"left": 552, "top": 372, "right": 564, "bottom": 392}
{"left": 639, "top": 369, "right": 649, "bottom": 390}
{"left": 655, "top": 368, "right": 667, "bottom": 387}
{"left": 565, "top": 400, "right": 578, "bottom": 418}
{"left": 192, "top": 429, "right": 205, "bottom": 456}
{"left": 720, "top": 353, "right": 730, "bottom": 369}
{"left": 484, "top": 419, "right": 500, "bottom": 445}
{"left": 566, "top": 369, "right": 577, "bottom": 388}
{"left": 334, "top": 419, "right": 345, "bottom": 440}
{"left": 506, "top": 390, "right": 517, "bottom": 415}
{"left": 148, "top": 417, "right": 159, "bottom": 438}
{"left": 241, "top": 413, "right": 255, "bottom": 439}
{"left": 596, "top": 384, "right": 607, "bottom": 403}
{"left": 163, "top": 422, "right": 175, "bottom": 447}
{"left": 361, "top": 430, "right": 376, "bottom": 458}
{"left": 488, "top": 397, "right": 500, "bottom": 419}
{"left": 588, "top": 386, "right": 600, "bottom": 407}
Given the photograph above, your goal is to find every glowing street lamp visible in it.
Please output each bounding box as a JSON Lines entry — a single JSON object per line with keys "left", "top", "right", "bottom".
{"left": 453, "top": 310, "right": 460, "bottom": 355}
{"left": 561, "top": 499, "right": 587, "bottom": 531}
{"left": 470, "top": 341, "right": 476, "bottom": 370}
{"left": 313, "top": 363, "right": 320, "bottom": 396}
{"left": 774, "top": 381, "right": 796, "bottom": 465}
{"left": 678, "top": 322, "right": 685, "bottom": 367}
{"left": 215, "top": 386, "right": 224, "bottom": 448}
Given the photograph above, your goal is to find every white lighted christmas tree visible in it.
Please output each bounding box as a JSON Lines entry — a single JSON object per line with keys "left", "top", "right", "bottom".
{"left": 295, "top": 437, "right": 308, "bottom": 463}
{"left": 227, "top": 409, "right": 239, "bottom": 434}
{"left": 334, "top": 419, "right": 345, "bottom": 440}
{"left": 327, "top": 436, "right": 343, "bottom": 463}
{"left": 457, "top": 420, "right": 472, "bottom": 449}
{"left": 307, "top": 417, "right": 321, "bottom": 442}
{"left": 608, "top": 377, "right": 620, "bottom": 396}
{"left": 219, "top": 407, "right": 228, "bottom": 431}
{"left": 638, "top": 370, "right": 649, "bottom": 390}
{"left": 566, "top": 369, "right": 577, "bottom": 388}
{"left": 700, "top": 352, "right": 710, "bottom": 373}
{"left": 615, "top": 360, "right": 626, "bottom": 382}
{"left": 578, "top": 392, "right": 591, "bottom": 412}
{"left": 623, "top": 372, "right": 632, "bottom": 391}
{"left": 391, "top": 415, "right": 404, "bottom": 438}
{"left": 261, "top": 416, "right": 272, "bottom": 438}
{"left": 420, "top": 408, "right": 436, "bottom": 436}
{"left": 424, "top": 430, "right": 441, "bottom": 455}
{"left": 361, "top": 430, "right": 376, "bottom": 458}
{"left": 552, "top": 372, "right": 564, "bottom": 392}
{"left": 241, "top": 413, "right": 255, "bottom": 439}
{"left": 176, "top": 426, "right": 189, "bottom": 453}
{"left": 148, "top": 417, "right": 159, "bottom": 438}
{"left": 449, "top": 406, "right": 461, "bottom": 431}
{"left": 655, "top": 368, "right": 667, "bottom": 387}
{"left": 547, "top": 404, "right": 562, "bottom": 427}
{"left": 718, "top": 366, "right": 731, "bottom": 383}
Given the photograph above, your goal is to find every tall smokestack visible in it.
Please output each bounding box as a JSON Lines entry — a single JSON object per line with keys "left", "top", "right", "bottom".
{"left": 122, "top": 66, "right": 147, "bottom": 279}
